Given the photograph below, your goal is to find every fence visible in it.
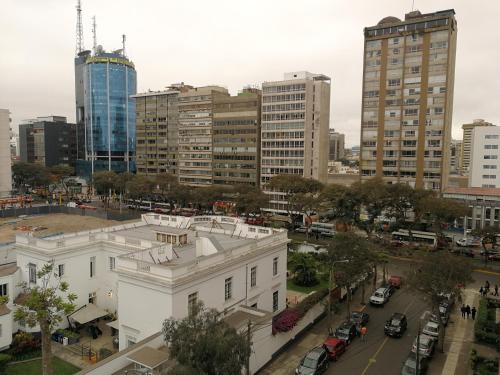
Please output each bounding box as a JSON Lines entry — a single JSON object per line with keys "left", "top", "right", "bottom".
{"left": 0, "top": 206, "right": 141, "bottom": 222}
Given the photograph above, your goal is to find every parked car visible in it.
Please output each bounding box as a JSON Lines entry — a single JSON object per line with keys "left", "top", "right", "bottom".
{"left": 388, "top": 275, "right": 403, "bottom": 288}
{"left": 401, "top": 351, "right": 429, "bottom": 375}
{"left": 323, "top": 337, "right": 347, "bottom": 361}
{"left": 384, "top": 312, "right": 407, "bottom": 337}
{"left": 411, "top": 334, "right": 436, "bottom": 358}
{"left": 333, "top": 321, "right": 358, "bottom": 344}
{"left": 450, "top": 247, "right": 475, "bottom": 257}
{"left": 422, "top": 321, "right": 440, "bottom": 340}
{"left": 295, "top": 346, "right": 329, "bottom": 375}
{"left": 382, "top": 283, "right": 396, "bottom": 296}
{"left": 456, "top": 238, "right": 475, "bottom": 247}
{"left": 480, "top": 249, "right": 500, "bottom": 256}
{"left": 369, "top": 287, "right": 391, "bottom": 306}
{"left": 488, "top": 253, "right": 500, "bottom": 261}
{"left": 350, "top": 311, "right": 370, "bottom": 327}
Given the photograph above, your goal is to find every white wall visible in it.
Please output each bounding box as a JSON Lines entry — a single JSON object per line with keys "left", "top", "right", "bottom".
{"left": 469, "top": 126, "right": 500, "bottom": 188}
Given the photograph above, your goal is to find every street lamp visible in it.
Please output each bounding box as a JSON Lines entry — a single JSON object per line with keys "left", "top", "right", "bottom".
{"left": 328, "top": 260, "right": 349, "bottom": 333}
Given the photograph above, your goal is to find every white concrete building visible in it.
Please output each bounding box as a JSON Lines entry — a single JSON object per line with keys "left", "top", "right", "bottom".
{"left": 9, "top": 214, "right": 288, "bottom": 352}
{"left": 0, "top": 109, "right": 12, "bottom": 197}
{"left": 469, "top": 126, "right": 500, "bottom": 188}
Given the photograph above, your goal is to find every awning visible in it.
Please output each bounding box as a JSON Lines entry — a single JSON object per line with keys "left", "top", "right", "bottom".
{"left": 127, "top": 346, "right": 170, "bottom": 369}
{"left": 106, "top": 320, "right": 119, "bottom": 330}
{"left": 70, "top": 304, "right": 109, "bottom": 325}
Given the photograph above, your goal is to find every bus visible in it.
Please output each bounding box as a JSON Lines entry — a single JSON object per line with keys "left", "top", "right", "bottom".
{"left": 310, "top": 222, "right": 336, "bottom": 237}
{"left": 391, "top": 229, "right": 437, "bottom": 247}
{"left": 126, "top": 200, "right": 171, "bottom": 212}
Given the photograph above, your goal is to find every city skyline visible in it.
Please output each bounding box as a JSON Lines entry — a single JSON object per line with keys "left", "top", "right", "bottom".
{"left": 1, "top": 0, "right": 500, "bottom": 147}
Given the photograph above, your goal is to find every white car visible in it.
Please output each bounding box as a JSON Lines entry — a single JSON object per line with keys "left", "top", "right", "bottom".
{"left": 411, "top": 334, "right": 435, "bottom": 358}
{"left": 422, "top": 321, "right": 440, "bottom": 339}
{"left": 369, "top": 288, "right": 390, "bottom": 305}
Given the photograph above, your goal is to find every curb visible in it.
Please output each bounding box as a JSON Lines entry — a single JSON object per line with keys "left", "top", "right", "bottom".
{"left": 473, "top": 268, "right": 500, "bottom": 276}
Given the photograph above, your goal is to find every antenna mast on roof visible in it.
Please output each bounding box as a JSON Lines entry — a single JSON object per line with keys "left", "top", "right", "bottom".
{"left": 122, "top": 34, "right": 126, "bottom": 57}
{"left": 75, "top": 0, "right": 84, "bottom": 55}
{"left": 92, "top": 15, "right": 97, "bottom": 54}
{"left": 411, "top": 0, "right": 415, "bottom": 11}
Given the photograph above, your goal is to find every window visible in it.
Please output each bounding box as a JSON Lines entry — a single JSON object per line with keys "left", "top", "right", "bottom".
{"left": 58, "top": 264, "right": 65, "bottom": 277}
{"left": 0, "top": 284, "right": 7, "bottom": 297}
{"left": 484, "top": 145, "right": 498, "bottom": 150}
{"left": 273, "top": 291, "right": 279, "bottom": 312}
{"left": 126, "top": 337, "right": 136, "bottom": 348}
{"left": 188, "top": 292, "right": 198, "bottom": 315}
{"left": 485, "top": 134, "right": 499, "bottom": 139}
{"left": 224, "top": 277, "right": 232, "bottom": 301}
{"left": 90, "top": 256, "right": 96, "bottom": 278}
{"left": 28, "top": 263, "right": 36, "bottom": 284}
{"left": 388, "top": 79, "right": 400, "bottom": 87}
{"left": 484, "top": 155, "right": 498, "bottom": 160}
{"left": 250, "top": 266, "right": 257, "bottom": 288}
{"left": 273, "top": 257, "right": 279, "bottom": 276}
{"left": 483, "top": 165, "right": 497, "bottom": 170}
{"left": 109, "top": 257, "right": 116, "bottom": 270}
{"left": 88, "top": 291, "right": 96, "bottom": 304}
{"left": 482, "top": 175, "right": 497, "bottom": 179}
{"left": 410, "top": 66, "right": 420, "bottom": 74}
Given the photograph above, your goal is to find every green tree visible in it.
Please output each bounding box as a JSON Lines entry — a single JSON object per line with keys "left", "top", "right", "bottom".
{"left": 233, "top": 185, "right": 268, "bottom": 216}
{"left": 126, "top": 175, "right": 155, "bottom": 205}
{"left": 191, "top": 185, "right": 234, "bottom": 212}
{"left": 92, "top": 171, "right": 117, "bottom": 208}
{"left": 353, "top": 178, "right": 391, "bottom": 237}
{"left": 162, "top": 302, "right": 251, "bottom": 375}
{"left": 155, "top": 174, "right": 180, "bottom": 212}
{"left": 406, "top": 252, "right": 472, "bottom": 352}
{"left": 473, "top": 225, "right": 499, "bottom": 265}
{"left": 420, "top": 196, "right": 469, "bottom": 239}
{"left": 48, "top": 165, "right": 75, "bottom": 197}
{"left": 289, "top": 252, "right": 319, "bottom": 287}
{"left": 12, "top": 162, "right": 51, "bottom": 194}
{"left": 14, "top": 262, "right": 77, "bottom": 375}
{"left": 319, "top": 184, "right": 361, "bottom": 230}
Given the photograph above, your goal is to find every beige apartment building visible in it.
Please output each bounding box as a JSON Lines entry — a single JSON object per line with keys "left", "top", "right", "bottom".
{"left": 261, "top": 71, "right": 330, "bottom": 211}
{"left": 212, "top": 89, "right": 261, "bottom": 186}
{"left": 360, "top": 9, "right": 457, "bottom": 191}
{"left": 178, "top": 86, "right": 229, "bottom": 186}
{"left": 460, "top": 119, "right": 495, "bottom": 175}
{"left": 133, "top": 84, "right": 191, "bottom": 176}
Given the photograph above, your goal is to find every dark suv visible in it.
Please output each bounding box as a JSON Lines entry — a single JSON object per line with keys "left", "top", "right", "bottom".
{"left": 295, "top": 346, "right": 329, "bottom": 374}
{"left": 350, "top": 311, "right": 370, "bottom": 327}
{"left": 384, "top": 312, "right": 407, "bottom": 337}
{"left": 333, "top": 321, "right": 357, "bottom": 344}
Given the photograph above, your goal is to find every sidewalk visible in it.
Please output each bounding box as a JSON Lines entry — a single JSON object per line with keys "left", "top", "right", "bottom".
{"left": 259, "top": 282, "right": 370, "bottom": 375}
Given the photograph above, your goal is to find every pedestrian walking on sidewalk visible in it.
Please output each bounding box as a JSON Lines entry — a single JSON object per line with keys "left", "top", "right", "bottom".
{"left": 361, "top": 326, "right": 367, "bottom": 342}
{"left": 485, "top": 280, "right": 490, "bottom": 294}
{"left": 471, "top": 306, "right": 477, "bottom": 320}
{"left": 494, "top": 284, "right": 499, "bottom": 296}
{"left": 479, "top": 286, "right": 484, "bottom": 296}
{"left": 466, "top": 305, "right": 471, "bottom": 319}
{"left": 460, "top": 304, "right": 466, "bottom": 319}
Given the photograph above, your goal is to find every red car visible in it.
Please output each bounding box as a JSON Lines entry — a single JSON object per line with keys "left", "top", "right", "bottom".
{"left": 388, "top": 275, "right": 403, "bottom": 289}
{"left": 323, "top": 337, "right": 347, "bottom": 361}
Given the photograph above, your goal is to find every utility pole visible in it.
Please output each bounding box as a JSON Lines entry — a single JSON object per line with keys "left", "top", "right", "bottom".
{"left": 415, "top": 321, "right": 420, "bottom": 375}
{"left": 328, "top": 267, "right": 333, "bottom": 334}
{"left": 246, "top": 319, "right": 252, "bottom": 375}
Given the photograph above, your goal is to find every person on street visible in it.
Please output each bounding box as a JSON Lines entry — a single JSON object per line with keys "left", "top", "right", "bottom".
{"left": 485, "top": 280, "right": 490, "bottom": 293}
{"left": 494, "top": 284, "right": 499, "bottom": 297}
{"left": 471, "top": 306, "right": 477, "bottom": 320}
{"left": 360, "top": 326, "right": 367, "bottom": 342}
{"left": 460, "top": 304, "right": 466, "bottom": 319}
{"left": 479, "top": 286, "right": 484, "bottom": 296}
{"left": 466, "top": 305, "right": 471, "bottom": 319}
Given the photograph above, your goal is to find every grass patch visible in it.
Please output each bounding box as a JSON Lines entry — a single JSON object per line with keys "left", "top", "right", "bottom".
{"left": 470, "top": 258, "right": 500, "bottom": 272}
{"left": 287, "top": 277, "right": 329, "bottom": 294}
{"left": 6, "top": 357, "right": 80, "bottom": 375}
{"left": 287, "top": 232, "right": 331, "bottom": 247}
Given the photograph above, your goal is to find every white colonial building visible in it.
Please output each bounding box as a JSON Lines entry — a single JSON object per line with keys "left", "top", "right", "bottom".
{"left": 5, "top": 214, "right": 288, "bottom": 352}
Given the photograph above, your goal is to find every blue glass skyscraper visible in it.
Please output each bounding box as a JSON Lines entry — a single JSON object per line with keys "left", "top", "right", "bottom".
{"left": 75, "top": 46, "right": 136, "bottom": 177}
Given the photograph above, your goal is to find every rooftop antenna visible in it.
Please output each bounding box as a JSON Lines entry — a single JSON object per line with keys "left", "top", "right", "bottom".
{"left": 92, "top": 15, "right": 97, "bottom": 54}
{"left": 122, "top": 34, "right": 126, "bottom": 57}
{"left": 411, "top": 0, "right": 415, "bottom": 11}
{"left": 75, "top": 0, "right": 84, "bottom": 55}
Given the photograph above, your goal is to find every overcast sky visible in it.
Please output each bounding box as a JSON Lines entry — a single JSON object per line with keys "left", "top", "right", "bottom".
{"left": 1, "top": 0, "right": 499, "bottom": 147}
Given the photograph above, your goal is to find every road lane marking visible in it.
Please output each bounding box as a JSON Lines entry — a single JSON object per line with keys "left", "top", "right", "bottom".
{"left": 360, "top": 298, "right": 415, "bottom": 375}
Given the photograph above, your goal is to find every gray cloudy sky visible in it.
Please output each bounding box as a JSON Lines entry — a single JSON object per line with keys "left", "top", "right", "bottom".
{"left": 1, "top": 0, "right": 499, "bottom": 147}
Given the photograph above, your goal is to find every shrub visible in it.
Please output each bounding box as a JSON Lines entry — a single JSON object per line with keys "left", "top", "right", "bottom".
{"left": 0, "top": 353, "right": 11, "bottom": 371}
{"left": 10, "top": 332, "right": 40, "bottom": 356}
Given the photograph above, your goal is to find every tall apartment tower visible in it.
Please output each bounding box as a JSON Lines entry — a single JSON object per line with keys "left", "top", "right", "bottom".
{"left": 360, "top": 10, "right": 457, "bottom": 190}
{"left": 469, "top": 126, "right": 500, "bottom": 188}
{"left": 461, "top": 119, "right": 494, "bottom": 175}
{"left": 329, "top": 129, "right": 345, "bottom": 161}
{"left": 212, "top": 88, "right": 262, "bottom": 186}
{"left": 449, "top": 139, "right": 462, "bottom": 175}
{"left": 133, "top": 84, "right": 192, "bottom": 176}
{"left": 177, "top": 86, "right": 229, "bottom": 186}
{"left": 261, "top": 72, "right": 330, "bottom": 186}
{"left": 0, "top": 109, "right": 12, "bottom": 197}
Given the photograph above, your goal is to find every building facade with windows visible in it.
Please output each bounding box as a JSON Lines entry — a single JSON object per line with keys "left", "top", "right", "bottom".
{"left": 8, "top": 214, "right": 287, "bottom": 351}
{"left": 75, "top": 47, "right": 137, "bottom": 178}
{"left": 469, "top": 126, "right": 500, "bottom": 188}
{"left": 329, "top": 129, "right": 345, "bottom": 161}
{"left": 178, "top": 86, "right": 229, "bottom": 186}
{"left": 261, "top": 71, "right": 331, "bottom": 211}
{"left": 133, "top": 84, "right": 191, "bottom": 176}
{"left": 0, "top": 109, "right": 12, "bottom": 197}
{"left": 213, "top": 88, "right": 262, "bottom": 186}
{"left": 449, "top": 139, "right": 462, "bottom": 175}
{"left": 461, "top": 119, "right": 495, "bottom": 175}
{"left": 18, "top": 116, "right": 79, "bottom": 168}
{"left": 360, "top": 9, "right": 457, "bottom": 190}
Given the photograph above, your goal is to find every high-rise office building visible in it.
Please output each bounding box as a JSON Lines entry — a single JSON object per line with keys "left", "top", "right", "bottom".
{"left": 461, "top": 119, "right": 494, "bottom": 175}
{"left": 449, "top": 139, "right": 462, "bottom": 175}
{"left": 0, "top": 109, "right": 12, "bottom": 197}
{"left": 75, "top": 46, "right": 137, "bottom": 177}
{"left": 177, "top": 86, "right": 229, "bottom": 186}
{"left": 19, "top": 116, "right": 79, "bottom": 168}
{"left": 133, "top": 84, "right": 191, "bottom": 176}
{"left": 261, "top": 71, "right": 331, "bottom": 211}
{"left": 212, "top": 88, "right": 261, "bottom": 186}
{"left": 360, "top": 9, "right": 457, "bottom": 190}
{"left": 469, "top": 126, "right": 500, "bottom": 188}
{"left": 328, "top": 129, "right": 345, "bottom": 161}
